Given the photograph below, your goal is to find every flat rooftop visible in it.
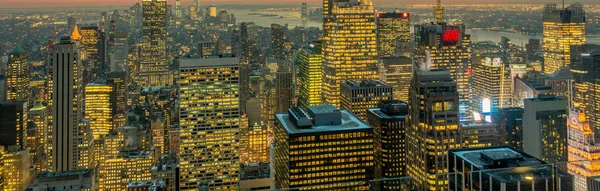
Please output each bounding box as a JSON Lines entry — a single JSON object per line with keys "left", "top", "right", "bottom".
{"left": 179, "top": 55, "right": 239, "bottom": 68}
{"left": 276, "top": 109, "right": 371, "bottom": 136}
{"left": 452, "top": 147, "right": 542, "bottom": 169}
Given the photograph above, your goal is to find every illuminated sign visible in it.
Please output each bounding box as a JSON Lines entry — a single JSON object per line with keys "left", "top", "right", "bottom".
{"left": 442, "top": 29, "right": 460, "bottom": 45}
{"left": 482, "top": 98, "right": 491, "bottom": 113}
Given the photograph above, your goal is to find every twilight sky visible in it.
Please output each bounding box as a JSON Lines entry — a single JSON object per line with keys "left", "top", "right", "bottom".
{"left": 0, "top": 0, "right": 597, "bottom": 8}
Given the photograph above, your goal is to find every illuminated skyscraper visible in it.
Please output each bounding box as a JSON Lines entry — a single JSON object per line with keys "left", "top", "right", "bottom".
{"left": 367, "top": 100, "right": 409, "bottom": 191}
{"left": 523, "top": 96, "right": 568, "bottom": 163}
{"left": 542, "top": 2, "right": 586, "bottom": 75}
{"left": 301, "top": 2, "right": 308, "bottom": 28}
{"left": 322, "top": 0, "right": 379, "bottom": 108}
{"left": 567, "top": 110, "right": 600, "bottom": 191}
{"left": 6, "top": 45, "right": 30, "bottom": 104}
{"left": 493, "top": 107, "right": 524, "bottom": 151}
{"left": 570, "top": 44, "right": 600, "bottom": 109}
{"left": 415, "top": 23, "right": 471, "bottom": 120}
{"left": 0, "top": 102, "right": 28, "bottom": 149}
{"left": 271, "top": 24, "right": 286, "bottom": 64}
{"left": 379, "top": 57, "right": 412, "bottom": 102}
{"left": 84, "top": 83, "right": 112, "bottom": 139}
{"left": 572, "top": 50, "right": 600, "bottom": 132}
{"left": 140, "top": 0, "right": 170, "bottom": 87}
{"left": 298, "top": 41, "right": 323, "bottom": 108}
{"left": 340, "top": 79, "right": 393, "bottom": 121}
{"left": 49, "top": 37, "right": 84, "bottom": 172}
{"left": 3, "top": 146, "right": 30, "bottom": 191}
{"left": 29, "top": 103, "right": 48, "bottom": 171}
{"left": 275, "top": 66, "right": 293, "bottom": 114}
{"left": 471, "top": 54, "right": 512, "bottom": 115}
{"left": 107, "top": 72, "right": 128, "bottom": 128}
{"left": 175, "top": 0, "right": 182, "bottom": 18}
{"left": 375, "top": 12, "right": 410, "bottom": 57}
{"left": 178, "top": 56, "right": 240, "bottom": 190}
{"left": 274, "top": 106, "right": 373, "bottom": 190}
{"left": 208, "top": 5, "right": 217, "bottom": 17}
{"left": 406, "top": 70, "right": 461, "bottom": 191}
{"left": 80, "top": 27, "right": 102, "bottom": 77}
{"left": 98, "top": 151, "right": 153, "bottom": 190}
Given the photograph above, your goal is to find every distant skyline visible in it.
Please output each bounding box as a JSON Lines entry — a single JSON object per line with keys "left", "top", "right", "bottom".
{"left": 0, "top": 0, "right": 597, "bottom": 9}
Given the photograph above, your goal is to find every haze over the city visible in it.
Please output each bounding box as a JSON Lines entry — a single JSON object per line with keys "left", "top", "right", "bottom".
{"left": 1, "top": 0, "right": 597, "bottom": 8}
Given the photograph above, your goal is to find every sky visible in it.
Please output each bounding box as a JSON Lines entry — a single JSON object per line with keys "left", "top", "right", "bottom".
{"left": 0, "top": 0, "right": 597, "bottom": 9}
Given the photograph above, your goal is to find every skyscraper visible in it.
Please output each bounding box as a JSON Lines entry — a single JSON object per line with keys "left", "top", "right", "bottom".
{"left": 493, "top": 107, "right": 524, "bottom": 151}
{"left": 572, "top": 50, "right": 600, "bottom": 132}
{"left": 542, "top": 2, "right": 586, "bottom": 75}
{"left": 178, "top": 56, "right": 240, "bottom": 190}
{"left": 567, "top": 110, "right": 600, "bottom": 191}
{"left": 322, "top": 0, "right": 379, "bottom": 108}
{"left": 30, "top": 103, "right": 48, "bottom": 172}
{"left": 570, "top": 44, "right": 600, "bottom": 109}
{"left": 107, "top": 72, "right": 127, "bottom": 128}
{"left": 271, "top": 24, "right": 286, "bottom": 64}
{"left": 175, "top": 0, "right": 182, "bottom": 18}
{"left": 471, "top": 54, "right": 512, "bottom": 115}
{"left": 84, "top": 83, "right": 112, "bottom": 139}
{"left": 297, "top": 41, "right": 323, "bottom": 108}
{"left": 274, "top": 105, "right": 373, "bottom": 190}
{"left": 80, "top": 27, "right": 102, "bottom": 78}
{"left": 406, "top": 70, "right": 461, "bottom": 191}
{"left": 415, "top": 23, "right": 471, "bottom": 120}
{"left": 523, "top": 96, "right": 568, "bottom": 163}
{"left": 340, "top": 79, "right": 393, "bottom": 121}
{"left": 6, "top": 45, "right": 30, "bottom": 104}
{"left": 375, "top": 12, "right": 410, "bottom": 57}
{"left": 0, "top": 102, "right": 28, "bottom": 149}
{"left": 367, "top": 100, "right": 409, "bottom": 191}
{"left": 275, "top": 66, "right": 293, "bottom": 114}
{"left": 379, "top": 57, "right": 412, "bottom": 102}
{"left": 140, "top": 0, "right": 170, "bottom": 87}
{"left": 49, "top": 37, "right": 84, "bottom": 172}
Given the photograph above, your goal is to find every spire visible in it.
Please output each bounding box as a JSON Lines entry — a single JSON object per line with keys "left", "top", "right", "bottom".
{"left": 71, "top": 24, "right": 82, "bottom": 41}
{"left": 435, "top": 0, "right": 444, "bottom": 23}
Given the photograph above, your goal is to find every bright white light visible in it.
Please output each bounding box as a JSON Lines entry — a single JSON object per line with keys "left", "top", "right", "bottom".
{"left": 482, "top": 98, "right": 491, "bottom": 113}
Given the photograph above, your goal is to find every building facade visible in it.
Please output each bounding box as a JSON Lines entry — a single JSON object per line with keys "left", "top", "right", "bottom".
{"left": 523, "top": 96, "right": 568, "bottom": 163}
{"left": 542, "top": 2, "right": 586, "bottom": 75}
{"left": 340, "top": 80, "right": 393, "bottom": 122}
{"left": 140, "top": 0, "right": 170, "bottom": 87}
{"left": 297, "top": 41, "right": 323, "bottom": 108}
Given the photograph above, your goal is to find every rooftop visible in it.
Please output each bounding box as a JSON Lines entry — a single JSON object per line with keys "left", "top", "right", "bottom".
{"left": 276, "top": 107, "right": 371, "bottom": 136}
{"left": 342, "top": 79, "right": 390, "bottom": 88}
{"left": 179, "top": 55, "right": 239, "bottom": 68}
{"left": 240, "top": 162, "right": 270, "bottom": 180}
{"left": 11, "top": 45, "right": 26, "bottom": 54}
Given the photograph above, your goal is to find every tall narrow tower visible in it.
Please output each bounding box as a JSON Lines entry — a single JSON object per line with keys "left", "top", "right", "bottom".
{"left": 435, "top": 0, "right": 444, "bottom": 23}
{"left": 140, "top": 0, "right": 169, "bottom": 87}
{"left": 6, "top": 45, "right": 30, "bottom": 104}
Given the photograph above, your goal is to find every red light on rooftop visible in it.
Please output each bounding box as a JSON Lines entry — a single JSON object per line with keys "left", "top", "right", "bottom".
{"left": 402, "top": 12, "right": 408, "bottom": 18}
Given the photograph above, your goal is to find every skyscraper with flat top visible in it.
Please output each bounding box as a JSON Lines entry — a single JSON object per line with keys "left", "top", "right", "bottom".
{"left": 178, "top": 56, "right": 240, "bottom": 190}
{"left": 140, "top": 0, "right": 170, "bottom": 87}
{"left": 49, "top": 37, "right": 84, "bottom": 172}
{"left": 406, "top": 69, "right": 461, "bottom": 191}
{"left": 85, "top": 83, "right": 112, "bottom": 139}
{"left": 523, "top": 96, "right": 568, "bottom": 163}
{"left": 322, "top": 0, "right": 379, "bottom": 108}
{"left": 471, "top": 54, "right": 512, "bottom": 115}
{"left": 298, "top": 41, "right": 323, "bottom": 108}
{"left": 375, "top": 12, "right": 410, "bottom": 57}
{"left": 542, "top": 2, "right": 586, "bottom": 75}
{"left": 340, "top": 79, "right": 393, "bottom": 122}
{"left": 6, "top": 45, "right": 30, "bottom": 104}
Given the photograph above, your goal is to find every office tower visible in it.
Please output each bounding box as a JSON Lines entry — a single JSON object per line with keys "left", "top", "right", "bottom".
{"left": 140, "top": 0, "right": 169, "bottom": 87}
{"left": 49, "top": 37, "right": 84, "bottom": 172}
{"left": 198, "top": 41, "right": 218, "bottom": 57}
{"left": 296, "top": 42, "right": 322, "bottom": 108}
{"left": 107, "top": 72, "right": 127, "bottom": 128}
{"left": 459, "top": 121, "right": 500, "bottom": 148}
{"left": 4, "top": 146, "right": 31, "bottom": 191}
{"left": 178, "top": 56, "right": 240, "bottom": 190}
{"left": 275, "top": 66, "right": 293, "bottom": 114}
{"left": 85, "top": 83, "right": 112, "bottom": 139}
{"left": 274, "top": 105, "right": 373, "bottom": 190}
{"left": 415, "top": 23, "right": 471, "bottom": 120}
{"left": 26, "top": 169, "right": 95, "bottom": 191}
{"left": 98, "top": 151, "right": 153, "bottom": 190}
{"left": 526, "top": 38, "right": 541, "bottom": 58}
{"left": 379, "top": 57, "right": 412, "bottom": 102}
{"left": 239, "top": 62, "right": 251, "bottom": 114}
{"left": 6, "top": 45, "right": 30, "bottom": 103}
{"left": 110, "top": 32, "right": 129, "bottom": 72}
{"left": 271, "top": 24, "right": 286, "bottom": 64}
{"left": 545, "top": 67, "right": 574, "bottom": 108}
{"left": 448, "top": 146, "right": 573, "bottom": 191}
{"left": 493, "top": 107, "right": 524, "bottom": 151}
{"left": 240, "top": 123, "right": 268, "bottom": 163}
{"left": 542, "top": 3, "right": 586, "bottom": 75}
{"left": 188, "top": 6, "right": 197, "bottom": 20}
{"left": 80, "top": 27, "right": 101, "bottom": 76}
{"left": 175, "top": 0, "right": 181, "bottom": 18}
{"left": 30, "top": 103, "right": 48, "bottom": 171}
{"left": 301, "top": 2, "right": 308, "bottom": 28}
{"left": 322, "top": 0, "right": 379, "bottom": 108}
{"left": 240, "top": 22, "right": 260, "bottom": 68}
{"left": 434, "top": 0, "right": 444, "bottom": 23}
{"left": 367, "top": 100, "right": 409, "bottom": 191}
{"left": 406, "top": 70, "right": 461, "bottom": 191}
{"left": 340, "top": 79, "right": 393, "bottom": 121}
{"left": 0, "top": 102, "right": 27, "bottom": 149}
{"left": 471, "top": 54, "right": 512, "bottom": 115}
{"left": 375, "top": 12, "right": 410, "bottom": 57}
{"left": 208, "top": 5, "right": 217, "bottom": 17}
{"left": 523, "top": 96, "right": 568, "bottom": 163}
{"left": 567, "top": 110, "right": 600, "bottom": 191}
{"left": 572, "top": 49, "right": 600, "bottom": 132}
